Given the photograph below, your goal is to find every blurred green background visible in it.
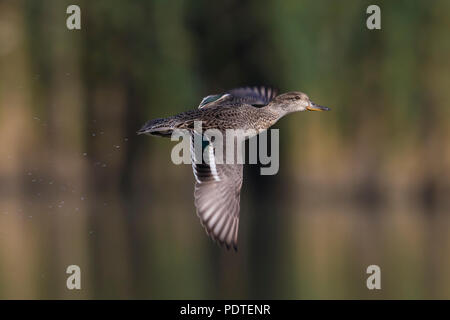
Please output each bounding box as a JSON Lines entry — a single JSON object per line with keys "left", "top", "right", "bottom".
{"left": 0, "top": 0, "right": 449, "bottom": 299}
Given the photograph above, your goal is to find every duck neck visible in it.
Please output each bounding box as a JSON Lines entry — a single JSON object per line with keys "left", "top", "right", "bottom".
{"left": 263, "top": 102, "right": 289, "bottom": 124}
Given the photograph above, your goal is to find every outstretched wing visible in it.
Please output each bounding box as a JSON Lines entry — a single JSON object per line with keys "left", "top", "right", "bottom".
{"left": 227, "top": 86, "right": 278, "bottom": 106}
{"left": 198, "top": 94, "right": 226, "bottom": 108}
{"left": 198, "top": 86, "right": 278, "bottom": 109}
{"left": 190, "top": 133, "right": 243, "bottom": 250}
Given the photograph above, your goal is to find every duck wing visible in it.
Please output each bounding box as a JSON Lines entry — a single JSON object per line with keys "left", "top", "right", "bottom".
{"left": 198, "top": 86, "right": 278, "bottom": 109}
{"left": 190, "top": 133, "right": 243, "bottom": 250}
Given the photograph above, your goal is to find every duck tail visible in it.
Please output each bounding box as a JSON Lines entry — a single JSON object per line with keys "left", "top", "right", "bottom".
{"left": 137, "top": 117, "right": 176, "bottom": 137}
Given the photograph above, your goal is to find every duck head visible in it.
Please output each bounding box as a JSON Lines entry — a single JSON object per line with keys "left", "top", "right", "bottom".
{"left": 267, "top": 91, "right": 330, "bottom": 116}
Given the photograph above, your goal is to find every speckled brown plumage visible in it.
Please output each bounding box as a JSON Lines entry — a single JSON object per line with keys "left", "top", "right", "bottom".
{"left": 146, "top": 104, "right": 278, "bottom": 133}
{"left": 138, "top": 86, "right": 330, "bottom": 250}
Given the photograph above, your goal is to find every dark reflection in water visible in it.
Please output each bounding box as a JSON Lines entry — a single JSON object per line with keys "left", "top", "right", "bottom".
{"left": 1, "top": 167, "right": 449, "bottom": 299}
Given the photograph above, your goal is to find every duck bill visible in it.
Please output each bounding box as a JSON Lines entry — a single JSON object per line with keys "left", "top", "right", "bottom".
{"left": 307, "top": 102, "right": 330, "bottom": 111}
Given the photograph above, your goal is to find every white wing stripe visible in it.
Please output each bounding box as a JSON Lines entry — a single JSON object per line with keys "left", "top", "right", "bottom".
{"left": 207, "top": 145, "right": 221, "bottom": 182}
